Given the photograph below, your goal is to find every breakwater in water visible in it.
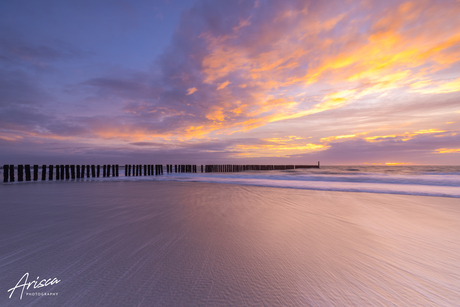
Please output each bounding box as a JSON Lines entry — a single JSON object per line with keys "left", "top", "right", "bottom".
{"left": 1, "top": 163, "right": 320, "bottom": 183}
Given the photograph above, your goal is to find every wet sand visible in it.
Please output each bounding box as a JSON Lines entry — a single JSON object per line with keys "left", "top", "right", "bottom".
{"left": 0, "top": 181, "right": 459, "bottom": 306}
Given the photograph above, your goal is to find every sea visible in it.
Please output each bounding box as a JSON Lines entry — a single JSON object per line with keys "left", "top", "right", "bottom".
{"left": 1, "top": 166, "right": 460, "bottom": 306}
{"left": 3, "top": 165, "right": 460, "bottom": 198}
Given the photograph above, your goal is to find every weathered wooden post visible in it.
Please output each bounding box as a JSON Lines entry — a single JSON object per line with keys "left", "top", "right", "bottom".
{"left": 61, "top": 165, "right": 65, "bottom": 180}
{"left": 65, "top": 165, "right": 70, "bottom": 180}
{"left": 97, "top": 165, "right": 100, "bottom": 177}
{"left": 17, "top": 165, "right": 24, "bottom": 181}
{"left": 108, "top": 165, "right": 111, "bottom": 177}
{"left": 16, "top": 165, "right": 23, "bottom": 182}
{"left": 42, "top": 165, "right": 46, "bottom": 181}
{"left": 9, "top": 165, "right": 14, "bottom": 182}
{"left": 33, "top": 165, "right": 39, "bottom": 181}
{"left": 3, "top": 165, "right": 8, "bottom": 182}
{"left": 33, "top": 165, "right": 38, "bottom": 181}
{"left": 55, "top": 165, "right": 59, "bottom": 180}
{"left": 80, "top": 165, "right": 84, "bottom": 179}
{"left": 86, "top": 165, "right": 90, "bottom": 178}
{"left": 116, "top": 165, "right": 119, "bottom": 177}
{"left": 103, "top": 165, "right": 106, "bottom": 177}
{"left": 91, "top": 165, "right": 95, "bottom": 177}
{"left": 128, "top": 165, "right": 131, "bottom": 176}
{"left": 24, "top": 164, "right": 30, "bottom": 181}
{"left": 49, "top": 165, "right": 53, "bottom": 181}
{"left": 76, "top": 165, "right": 81, "bottom": 178}
{"left": 71, "top": 165, "right": 75, "bottom": 179}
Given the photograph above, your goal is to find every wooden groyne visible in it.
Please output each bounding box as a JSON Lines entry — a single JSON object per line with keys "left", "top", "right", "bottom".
{"left": 2, "top": 164, "right": 120, "bottom": 183}
{"left": 2, "top": 162, "right": 320, "bottom": 183}
{"left": 203, "top": 161, "right": 320, "bottom": 172}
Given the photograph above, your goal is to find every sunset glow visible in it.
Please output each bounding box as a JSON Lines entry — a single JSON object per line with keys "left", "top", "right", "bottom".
{"left": 1, "top": 0, "right": 459, "bottom": 164}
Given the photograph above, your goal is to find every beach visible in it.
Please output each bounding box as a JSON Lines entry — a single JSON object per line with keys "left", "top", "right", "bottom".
{"left": 1, "top": 180, "right": 459, "bottom": 306}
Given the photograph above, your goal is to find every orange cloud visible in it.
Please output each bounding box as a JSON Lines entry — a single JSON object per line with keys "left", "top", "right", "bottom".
{"left": 365, "top": 128, "right": 447, "bottom": 142}
{"left": 385, "top": 162, "right": 413, "bottom": 165}
{"left": 186, "top": 87, "right": 197, "bottom": 95}
{"left": 216, "top": 80, "right": 231, "bottom": 90}
{"left": 194, "top": 0, "right": 460, "bottom": 140}
{"left": 320, "top": 134, "right": 357, "bottom": 143}
{"left": 410, "top": 77, "right": 460, "bottom": 94}
{"left": 435, "top": 148, "right": 460, "bottom": 153}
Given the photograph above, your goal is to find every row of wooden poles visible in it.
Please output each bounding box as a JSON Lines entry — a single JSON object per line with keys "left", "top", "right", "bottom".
{"left": 203, "top": 163, "right": 320, "bottom": 172}
{"left": 2, "top": 162, "right": 320, "bottom": 183}
{"left": 125, "top": 165, "right": 198, "bottom": 176}
{"left": 2, "top": 164, "right": 119, "bottom": 183}
{"left": 1, "top": 164, "right": 198, "bottom": 182}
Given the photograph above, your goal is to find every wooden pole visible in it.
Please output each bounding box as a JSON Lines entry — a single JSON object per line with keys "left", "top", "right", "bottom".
{"left": 103, "top": 165, "right": 106, "bottom": 177}
{"left": 91, "top": 165, "right": 96, "bottom": 177}
{"left": 116, "top": 165, "right": 119, "bottom": 177}
{"left": 65, "top": 165, "right": 70, "bottom": 180}
{"left": 33, "top": 165, "right": 38, "bottom": 181}
{"left": 9, "top": 165, "right": 14, "bottom": 182}
{"left": 49, "top": 165, "right": 53, "bottom": 181}
{"left": 61, "top": 165, "right": 65, "bottom": 180}
{"left": 18, "top": 165, "right": 24, "bottom": 181}
{"left": 86, "top": 165, "right": 90, "bottom": 178}
{"left": 25, "top": 165, "right": 31, "bottom": 181}
{"left": 97, "top": 165, "right": 100, "bottom": 177}
{"left": 3, "top": 165, "right": 8, "bottom": 182}
{"left": 71, "top": 165, "right": 75, "bottom": 179}
{"left": 76, "top": 165, "right": 80, "bottom": 178}
{"left": 42, "top": 165, "right": 46, "bottom": 181}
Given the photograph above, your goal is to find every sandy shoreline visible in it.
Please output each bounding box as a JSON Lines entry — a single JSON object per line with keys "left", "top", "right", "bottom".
{"left": 1, "top": 181, "right": 459, "bottom": 306}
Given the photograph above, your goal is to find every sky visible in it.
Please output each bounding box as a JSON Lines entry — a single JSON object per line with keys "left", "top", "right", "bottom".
{"left": 1, "top": 0, "right": 459, "bottom": 165}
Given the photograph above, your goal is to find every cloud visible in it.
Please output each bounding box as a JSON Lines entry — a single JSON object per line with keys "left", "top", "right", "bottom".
{"left": 2, "top": 0, "right": 460, "bottom": 164}
{"left": 186, "top": 87, "right": 198, "bottom": 95}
